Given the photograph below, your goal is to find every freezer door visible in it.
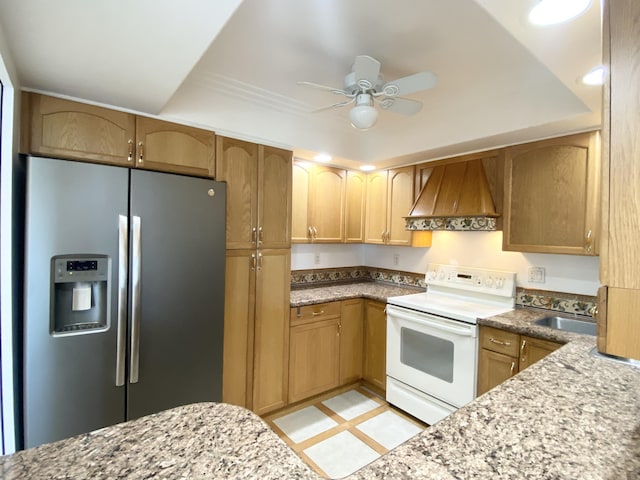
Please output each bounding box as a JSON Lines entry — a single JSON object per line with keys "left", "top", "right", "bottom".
{"left": 23, "top": 156, "right": 129, "bottom": 449}
{"left": 127, "top": 170, "right": 226, "bottom": 420}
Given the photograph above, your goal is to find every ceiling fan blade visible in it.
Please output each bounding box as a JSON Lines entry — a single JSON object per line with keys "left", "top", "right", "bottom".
{"left": 378, "top": 97, "right": 423, "bottom": 116}
{"left": 297, "top": 81, "right": 351, "bottom": 96}
{"left": 353, "top": 55, "right": 381, "bottom": 89}
{"left": 382, "top": 72, "right": 438, "bottom": 96}
{"left": 311, "top": 97, "right": 356, "bottom": 113}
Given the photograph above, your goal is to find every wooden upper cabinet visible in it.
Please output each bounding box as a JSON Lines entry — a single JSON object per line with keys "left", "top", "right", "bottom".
{"left": 259, "top": 146, "right": 292, "bottom": 249}
{"left": 23, "top": 92, "right": 216, "bottom": 177}
{"left": 291, "top": 161, "right": 346, "bottom": 243}
{"left": 216, "top": 138, "right": 292, "bottom": 250}
{"left": 364, "top": 166, "right": 414, "bottom": 245}
{"left": 387, "top": 166, "right": 414, "bottom": 245}
{"left": 503, "top": 131, "right": 600, "bottom": 255}
{"left": 345, "top": 171, "right": 366, "bottom": 243}
{"left": 135, "top": 116, "right": 215, "bottom": 177}
{"left": 216, "top": 138, "right": 259, "bottom": 249}
{"left": 23, "top": 92, "right": 135, "bottom": 166}
{"left": 364, "top": 171, "right": 389, "bottom": 244}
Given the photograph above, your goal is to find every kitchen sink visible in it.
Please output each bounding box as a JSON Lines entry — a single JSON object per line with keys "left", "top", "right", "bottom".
{"left": 534, "top": 316, "right": 597, "bottom": 336}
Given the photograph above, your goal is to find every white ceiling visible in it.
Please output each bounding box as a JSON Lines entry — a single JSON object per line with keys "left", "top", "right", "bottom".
{"left": 0, "top": 0, "right": 602, "bottom": 169}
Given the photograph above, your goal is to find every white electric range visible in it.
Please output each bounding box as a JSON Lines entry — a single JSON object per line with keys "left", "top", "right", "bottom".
{"left": 386, "top": 263, "right": 516, "bottom": 425}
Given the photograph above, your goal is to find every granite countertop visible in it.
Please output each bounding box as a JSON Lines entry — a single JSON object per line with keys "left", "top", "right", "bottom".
{"left": 290, "top": 281, "right": 423, "bottom": 307}
{"left": 3, "top": 297, "right": 639, "bottom": 479}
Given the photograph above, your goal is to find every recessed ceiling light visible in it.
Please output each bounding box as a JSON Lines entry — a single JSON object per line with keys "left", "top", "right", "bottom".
{"left": 582, "top": 65, "right": 605, "bottom": 85}
{"left": 360, "top": 165, "right": 376, "bottom": 172}
{"left": 529, "top": 0, "right": 591, "bottom": 26}
{"left": 313, "top": 154, "right": 332, "bottom": 163}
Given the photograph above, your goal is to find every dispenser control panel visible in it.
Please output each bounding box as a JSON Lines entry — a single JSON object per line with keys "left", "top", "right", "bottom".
{"left": 54, "top": 257, "right": 108, "bottom": 283}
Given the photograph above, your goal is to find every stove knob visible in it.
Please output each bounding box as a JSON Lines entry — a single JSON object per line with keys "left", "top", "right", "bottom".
{"left": 438, "top": 270, "right": 445, "bottom": 280}
{"left": 426, "top": 271, "right": 436, "bottom": 281}
{"left": 485, "top": 276, "right": 494, "bottom": 287}
{"left": 496, "top": 277, "right": 505, "bottom": 289}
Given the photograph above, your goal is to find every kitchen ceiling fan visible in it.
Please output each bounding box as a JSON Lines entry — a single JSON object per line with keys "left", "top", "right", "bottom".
{"left": 298, "top": 55, "right": 437, "bottom": 130}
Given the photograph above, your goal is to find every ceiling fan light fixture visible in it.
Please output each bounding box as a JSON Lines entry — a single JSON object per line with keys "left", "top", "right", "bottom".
{"left": 528, "top": 0, "right": 591, "bottom": 26}
{"left": 349, "top": 93, "right": 378, "bottom": 130}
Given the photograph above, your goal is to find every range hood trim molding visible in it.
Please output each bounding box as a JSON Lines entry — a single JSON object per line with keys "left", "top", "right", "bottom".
{"left": 405, "top": 215, "right": 499, "bottom": 231}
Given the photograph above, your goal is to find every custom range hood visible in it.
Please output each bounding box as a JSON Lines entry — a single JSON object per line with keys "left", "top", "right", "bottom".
{"left": 405, "top": 159, "right": 499, "bottom": 231}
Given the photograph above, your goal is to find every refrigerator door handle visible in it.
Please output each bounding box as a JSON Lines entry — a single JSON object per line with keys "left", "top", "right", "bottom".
{"left": 130, "top": 215, "right": 142, "bottom": 384}
{"left": 116, "top": 215, "right": 128, "bottom": 387}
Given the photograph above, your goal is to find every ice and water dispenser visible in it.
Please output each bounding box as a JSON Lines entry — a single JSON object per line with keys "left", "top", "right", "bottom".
{"left": 51, "top": 255, "right": 111, "bottom": 334}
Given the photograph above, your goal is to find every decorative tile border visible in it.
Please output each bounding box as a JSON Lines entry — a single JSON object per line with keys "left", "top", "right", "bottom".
{"left": 516, "top": 287, "right": 596, "bottom": 317}
{"left": 291, "top": 266, "right": 425, "bottom": 289}
{"left": 405, "top": 216, "right": 497, "bottom": 231}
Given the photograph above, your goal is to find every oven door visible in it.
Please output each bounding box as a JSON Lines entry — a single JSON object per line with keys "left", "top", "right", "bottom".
{"left": 386, "top": 304, "right": 478, "bottom": 408}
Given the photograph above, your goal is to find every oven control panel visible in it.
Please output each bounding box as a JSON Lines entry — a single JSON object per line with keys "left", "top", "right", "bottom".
{"left": 425, "top": 264, "right": 516, "bottom": 298}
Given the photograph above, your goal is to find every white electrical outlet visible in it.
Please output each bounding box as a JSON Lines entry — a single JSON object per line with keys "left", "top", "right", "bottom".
{"left": 393, "top": 253, "right": 400, "bottom": 266}
{"left": 314, "top": 253, "right": 320, "bottom": 265}
{"left": 528, "top": 266, "right": 545, "bottom": 283}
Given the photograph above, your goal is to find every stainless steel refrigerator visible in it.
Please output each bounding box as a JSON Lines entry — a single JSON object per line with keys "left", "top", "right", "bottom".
{"left": 23, "top": 155, "right": 226, "bottom": 449}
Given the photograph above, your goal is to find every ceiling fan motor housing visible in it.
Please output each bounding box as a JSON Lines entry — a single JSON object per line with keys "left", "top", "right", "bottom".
{"left": 343, "top": 71, "right": 384, "bottom": 94}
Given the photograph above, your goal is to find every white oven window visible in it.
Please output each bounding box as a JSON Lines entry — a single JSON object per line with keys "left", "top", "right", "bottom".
{"left": 400, "top": 326, "right": 454, "bottom": 383}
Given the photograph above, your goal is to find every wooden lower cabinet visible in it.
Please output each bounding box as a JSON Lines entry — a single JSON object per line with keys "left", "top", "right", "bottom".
{"left": 363, "top": 300, "right": 387, "bottom": 392}
{"left": 288, "top": 318, "right": 340, "bottom": 403}
{"left": 222, "top": 249, "right": 290, "bottom": 416}
{"left": 340, "top": 299, "right": 364, "bottom": 385}
{"left": 477, "top": 326, "right": 561, "bottom": 396}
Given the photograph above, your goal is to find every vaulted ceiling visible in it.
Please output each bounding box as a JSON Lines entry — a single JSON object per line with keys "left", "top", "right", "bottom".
{"left": 0, "top": 0, "right": 602, "bottom": 169}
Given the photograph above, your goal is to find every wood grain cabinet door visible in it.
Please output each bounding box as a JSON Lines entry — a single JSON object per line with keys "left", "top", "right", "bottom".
{"left": 215, "top": 137, "right": 259, "bottom": 249}
{"left": 258, "top": 146, "right": 292, "bottom": 249}
{"left": 252, "top": 249, "right": 290, "bottom": 416}
{"left": 345, "top": 171, "right": 367, "bottom": 243}
{"left": 503, "top": 131, "right": 600, "bottom": 255}
{"left": 477, "top": 349, "right": 518, "bottom": 396}
{"left": 135, "top": 116, "right": 215, "bottom": 177}
{"left": 310, "top": 166, "right": 346, "bottom": 242}
{"left": 26, "top": 92, "right": 135, "bottom": 166}
{"left": 291, "top": 161, "right": 313, "bottom": 243}
{"left": 339, "top": 299, "right": 364, "bottom": 385}
{"left": 364, "top": 171, "right": 388, "bottom": 244}
{"left": 518, "top": 335, "right": 561, "bottom": 370}
{"left": 363, "top": 300, "right": 387, "bottom": 392}
{"left": 386, "top": 166, "right": 415, "bottom": 246}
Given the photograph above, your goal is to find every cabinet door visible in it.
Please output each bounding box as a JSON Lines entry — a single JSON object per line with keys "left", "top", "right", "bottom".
{"left": 345, "top": 171, "right": 367, "bottom": 243}
{"left": 477, "top": 349, "right": 518, "bottom": 396}
{"left": 259, "top": 146, "right": 292, "bottom": 249}
{"left": 363, "top": 300, "right": 387, "bottom": 392}
{"left": 288, "top": 318, "right": 340, "bottom": 403}
{"left": 364, "top": 171, "right": 388, "bottom": 244}
{"left": 503, "top": 132, "right": 600, "bottom": 255}
{"left": 291, "top": 161, "right": 312, "bottom": 243}
{"left": 216, "top": 137, "right": 259, "bottom": 249}
{"left": 222, "top": 250, "right": 256, "bottom": 408}
{"left": 252, "top": 249, "right": 290, "bottom": 415}
{"left": 135, "top": 116, "right": 215, "bottom": 177}
{"left": 340, "top": 299, "right": 364, "bottom": 385}
{"left": 310, "top": 166, "right": 346, "bottom": 242}
{"left": 387, "top": 166, "right": 415, "bottom": 246}
{"left": 519, "top": 335, "right": 561, "bottom": 370}
{"left": 26, "top": 92, "right": 135, "bottom": 166}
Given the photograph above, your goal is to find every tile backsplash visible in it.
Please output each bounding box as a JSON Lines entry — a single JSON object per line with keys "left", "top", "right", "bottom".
{"left": 291, "top": 266, "right": 596, "bottom": 317}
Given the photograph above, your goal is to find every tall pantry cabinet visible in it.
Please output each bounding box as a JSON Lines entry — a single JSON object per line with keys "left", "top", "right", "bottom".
{"left": 598, "top": 0, "right": 640, "bottom": 361}
{"left": 216, "top": 137, "right": 292, "bottom": 415}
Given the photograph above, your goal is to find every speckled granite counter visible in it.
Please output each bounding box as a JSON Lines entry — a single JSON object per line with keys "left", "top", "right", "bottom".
{"left": 3, "top": 305, "right": 639, "bottom": 479}
{"left": 290, "top": 281, "right": 422, "bottom": 307}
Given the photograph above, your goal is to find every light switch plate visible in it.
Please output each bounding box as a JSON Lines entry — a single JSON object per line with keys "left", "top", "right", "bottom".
{"left": 528, "top": 266, "right": 545, "bottom": 283}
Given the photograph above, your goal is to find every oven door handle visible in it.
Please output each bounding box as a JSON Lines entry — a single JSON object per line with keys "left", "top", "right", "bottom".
{"left": 388, "top": 307, "right": 475, "bottom": 337}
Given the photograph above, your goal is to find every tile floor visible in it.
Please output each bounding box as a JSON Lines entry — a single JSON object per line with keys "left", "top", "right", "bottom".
{"left": 264, "top": 386, "right": 426, "bottom": 479}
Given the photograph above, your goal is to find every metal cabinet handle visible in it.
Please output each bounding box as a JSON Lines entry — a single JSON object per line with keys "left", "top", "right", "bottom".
{"left": 127, "top": 140, "right": 134, "bottom": 162}
{"left": 520, "top": 339, "right": 527, "bottom": 351}
{"left": 258, "top": 226, "right": 263, "bottom": 246}
{"left": 520, "top": 339, "right": 527, "bottom": 364}
{"left": 251, "top": 253, "right": 257, "bottom": 271}
{"left": 257, "top": 252, "right": 263, "bottom": 271}
{"left": 137, "top": 141, "right": 144, "bottom": 164}
{"left": 510, "top": 361, "right": 516, "bottom": 375}
{"left": 130, "top": 215, "right": 142, "bottom": 384}
{"left": 489, "top": 337, "right": 511, "bottom": 347}
{"left": 115, "top": 215, "right": 128, "bottom": 386}
{"left": 585, "top": 229, "right": 593, "bottom": 253}
{"left": 312, "top": 226, "right": 318, "bottom": 239}
{"left": 252, "top": 226, "right": 257, "bottom": 244}
{"left": 312, "top": 310, "right": 325, "bottom": 316}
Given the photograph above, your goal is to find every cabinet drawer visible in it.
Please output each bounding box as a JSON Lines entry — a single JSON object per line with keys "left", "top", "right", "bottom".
{"left": 290, "top": 301, "right": 341, "bottom": 326}
{"left": 480, "top": 326, "right": 519, "bottom": 357}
